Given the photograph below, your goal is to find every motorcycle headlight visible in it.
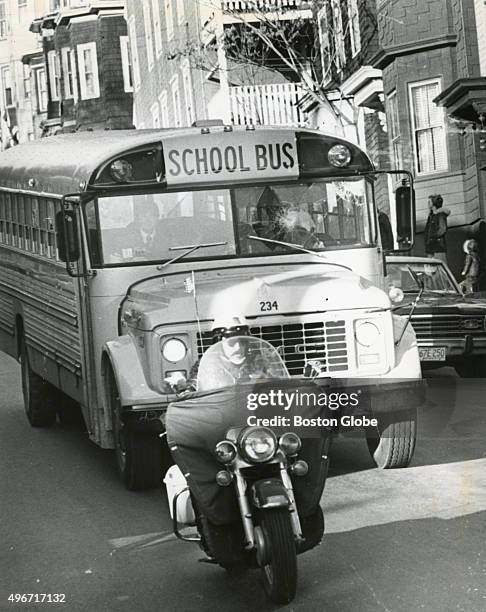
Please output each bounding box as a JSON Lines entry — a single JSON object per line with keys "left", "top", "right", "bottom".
{"left": 279, "top": 432, "right": 301, "bottom": 456}
{"left": 355, "top": 320, "right": 380, "bottom": 347}
{"left": 162, "top": 338, "right": 187, "bottom": 363}
{"left": 215, "top": 441, "right": 237, "bottom": 464}
{"left": 239, "top": 427, "right": 277, "bottom": 464}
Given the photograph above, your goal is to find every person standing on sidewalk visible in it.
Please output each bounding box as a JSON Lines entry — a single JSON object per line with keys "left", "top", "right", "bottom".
{"left": 424, "top": 194, "right": 450, "bottom": 263}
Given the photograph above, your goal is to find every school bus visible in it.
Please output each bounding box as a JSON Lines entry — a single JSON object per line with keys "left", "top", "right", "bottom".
{"left": 0, "top": 125, "right": 423, "bottom": 489}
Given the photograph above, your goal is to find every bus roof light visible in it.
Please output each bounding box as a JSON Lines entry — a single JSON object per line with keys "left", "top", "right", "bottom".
{"left": 328, "top": 144, "right": 352, "bottom": 168}
{"left": 246, "top": 123, "right": 255, "bottom": 131}
{"left": 201, "top": 127, "right": 210, "bottom": 134}
{"left": 110, "top": 158, "right": 133, "bottom": 182}
{"left": 223, "top": 125, "right": 233, "bottom": 132}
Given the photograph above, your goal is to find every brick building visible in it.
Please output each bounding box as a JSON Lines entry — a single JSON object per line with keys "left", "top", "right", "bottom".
{"left": 0, "top": 0, "right": 53, "bottom": 148}
{"left": 372, "top": 0, "right": 486, "bottom": 278}
{"left": 31, "top": 0, "right": 133, "bottom": 135}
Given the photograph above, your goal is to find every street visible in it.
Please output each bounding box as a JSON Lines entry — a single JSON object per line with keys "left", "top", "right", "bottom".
{"left": 1, "top": 352, "right": 485, "bottom": 612}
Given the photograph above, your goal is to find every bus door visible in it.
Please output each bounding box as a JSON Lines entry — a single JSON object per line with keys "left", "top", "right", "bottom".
{"left": 56, "top": 196, "right": 103, "bottom": 444}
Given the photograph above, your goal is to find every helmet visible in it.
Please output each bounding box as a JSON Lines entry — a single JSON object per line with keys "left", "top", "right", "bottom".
{"left": 211, "top": 315, "right": 250, "bottom": 342}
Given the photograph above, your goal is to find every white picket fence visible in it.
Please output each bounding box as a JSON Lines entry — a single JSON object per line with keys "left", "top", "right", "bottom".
{"left": 229, "top": 82, "right": 306, "bottom": 126}
{"left": 222, "top": 0, "right": 306, "bottom": 11}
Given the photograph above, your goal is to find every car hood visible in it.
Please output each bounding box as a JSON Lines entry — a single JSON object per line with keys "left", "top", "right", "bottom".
{"left": 123, "top": 263, "right": 390, "bottom": 330}
{"left": 395, "top": 292, "right": 486, "bottom": 315}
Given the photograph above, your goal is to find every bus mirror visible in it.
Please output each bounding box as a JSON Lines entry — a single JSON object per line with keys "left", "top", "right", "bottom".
{"left": 395, "top": 183, "right": 415, "bottom": 250}
{"left": 55, "top": 210, "right": 80, "bottom": 263}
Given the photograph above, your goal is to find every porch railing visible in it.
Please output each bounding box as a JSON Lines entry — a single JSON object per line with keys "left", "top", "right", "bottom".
{"left": 229, "top": 82, "right": 306, "bottom": 126}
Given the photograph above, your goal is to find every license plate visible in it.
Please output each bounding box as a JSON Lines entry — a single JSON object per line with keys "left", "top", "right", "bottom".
{"left": 419, "top": 347, "right": 446, "bottom": 361}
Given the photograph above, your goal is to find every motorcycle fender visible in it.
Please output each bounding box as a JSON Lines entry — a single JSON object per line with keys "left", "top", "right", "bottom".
{"left": 251, "top": 478, "right": 291, "bottom": 509}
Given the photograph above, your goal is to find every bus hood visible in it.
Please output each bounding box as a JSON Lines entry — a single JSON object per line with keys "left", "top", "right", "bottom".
{"left": 124, "top": 264, "right": 390, "bottom": 330}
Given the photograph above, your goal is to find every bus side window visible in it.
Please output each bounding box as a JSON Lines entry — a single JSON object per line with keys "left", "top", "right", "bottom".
{"left": 0, "top": 192, "right": 4, "bottom": 243}
{"left": 31, "top": 198, "right": 40, "bottom": 254}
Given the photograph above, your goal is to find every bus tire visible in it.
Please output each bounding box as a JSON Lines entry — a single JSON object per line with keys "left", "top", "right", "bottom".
{"left": 19, "top": 336, "right": 57, "bottom": 428}
{"left": 107, "top": 368, "right": 163, "bottom": 491}
{"left": 57, "top": 394, "right": 85, "bottom": 429}
{"left": 366, "top": 408, "right": 417, "bottom": 469}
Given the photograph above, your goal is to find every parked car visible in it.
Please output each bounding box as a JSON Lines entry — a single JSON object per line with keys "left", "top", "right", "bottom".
{"left": 386, "top": 256, "right": 486, "bottom": 377}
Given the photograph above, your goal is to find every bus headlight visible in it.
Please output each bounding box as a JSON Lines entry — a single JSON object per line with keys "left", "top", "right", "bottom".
{"left": 239, "top": 427, "right": 277, "bottom": 464}
{"left": 328, "top": 144, "right": 352, "bottom": 167}
{"left": 355, "top": 321, "right": 380, "bottom": 347}
{"left": 162, "top": 338, "right": 187, "bottom": 363}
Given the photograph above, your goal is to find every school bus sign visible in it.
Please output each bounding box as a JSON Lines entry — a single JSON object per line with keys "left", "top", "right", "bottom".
{"left": 163, "top": 130, "right": 299, "bottom": 185}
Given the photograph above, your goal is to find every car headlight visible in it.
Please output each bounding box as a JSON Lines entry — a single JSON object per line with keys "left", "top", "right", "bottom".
{"left": 238, "top": 427, "right": 277, "bottom": 464}
{"left": 355, "top": 321, "right": 380, "bottom": 347}
{"left": 162, "top": 338, "right": 187, "bottom": 363}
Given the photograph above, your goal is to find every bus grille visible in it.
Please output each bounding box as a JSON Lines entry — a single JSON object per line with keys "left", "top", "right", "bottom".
{"left": 197, "top": 320, "right": 349, "bottom": 376}
{"left": 411, "top": 315, "right": 486, "bottom": 339}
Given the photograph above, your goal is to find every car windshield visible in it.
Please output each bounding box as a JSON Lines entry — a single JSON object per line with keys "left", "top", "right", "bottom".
{"left": 85, "top": 178, "right": 374, "bottom": 266}
{"left": 386, "top": 261, "right": 459, "bottom": 295}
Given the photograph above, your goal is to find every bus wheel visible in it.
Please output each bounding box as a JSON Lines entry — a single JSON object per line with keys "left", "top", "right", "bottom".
{"left": 366, "top": 407, "right": 417, "bottom": 469}
{"left": 57, "top": 394, "right": 85, "bottom": 429}
{"left": 107, "top": 369, "right": 163, "bottom": 490}
{"left": 19, "top": 336, "right": 57, "bottom": 428}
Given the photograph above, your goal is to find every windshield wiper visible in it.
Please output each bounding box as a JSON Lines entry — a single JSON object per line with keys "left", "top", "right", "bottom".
{"left": 248, "top": 235, "right": 352, "bottom": 272}
{"left": 156, "top": 241, "right": 227, "bottom": 270}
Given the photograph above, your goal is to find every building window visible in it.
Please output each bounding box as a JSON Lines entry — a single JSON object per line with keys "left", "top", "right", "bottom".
{"left": 18, "top": 0, "right": 28, "bottom": 20}
{"left": 47, "top": 50, "right": 60, "bottom": 101}
{"left": 409, "top": 79, "right": 448, "bottom": 174}
{"left": 22, "top": 64, "right": 31, "bottom": 99}
{"left": 128, "top": 17, "right": 141, "bottom": 92}
{"left": 331, "top": 0, "right": 345, "bottom": 71}
{"left": 77, "top": 42, "right": 100, "bottom": 100}
{"left": 151, "top": 0, "right": 162, "bottom": 56}
{"left": 159, "top": 90, "right": 169, "bottom": 127}
{"left": 347, "top": 0, "right": 361, "bottom": 57}
{"left": 34, "top": 67, "right": 48, "bottom": 112}
{"left": 120, "top": 36, "right": 133, "bottom": 93}
{"left": 142, "top": 0, "right": 154, "bottom": 71}
{"left": 181, "top": 59, "right": 195, "bottom": 125}
{"left": 1, "top": 66, "right": 13, "bottom": 107}
{"left": 0, "top": 1, "right": 7, "bottom": 39}
{"left": 61, "top": 47, "right": 77, "bottom": 100}
{"left": 150, "top": 102, "right": 160, "bottom": 128}
{"left": 387, "top": 90, "right": 402, "bottom": 168}
{"left": 317, "top": 5, "right": 331, "bottom": 85}
{"left": 177, "top": 0, "right": 185, "bottom": 24}
{"left": 170, "top": 75, "right": 182, "bottom": 127}
{"left": 165, "top": 0, "right": 174, "bottom": 41}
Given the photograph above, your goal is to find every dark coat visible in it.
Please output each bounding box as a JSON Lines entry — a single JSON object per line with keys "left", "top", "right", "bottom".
{"left": 424, "top": 208, "right": 450, "bottom": 254}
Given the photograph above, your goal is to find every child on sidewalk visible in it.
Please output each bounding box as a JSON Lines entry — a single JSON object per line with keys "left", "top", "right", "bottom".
{"left": 460, "top": 239, "right": 480, "bottom": 294}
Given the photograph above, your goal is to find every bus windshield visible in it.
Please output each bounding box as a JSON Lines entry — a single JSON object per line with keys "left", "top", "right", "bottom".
{"left": 86, "top": 178, "right": 374, "bottom": 266}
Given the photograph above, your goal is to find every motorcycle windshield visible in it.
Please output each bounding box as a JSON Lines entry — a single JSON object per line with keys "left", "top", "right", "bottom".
{"left": 196, "top": 336, "right": 289, "bottom": 393}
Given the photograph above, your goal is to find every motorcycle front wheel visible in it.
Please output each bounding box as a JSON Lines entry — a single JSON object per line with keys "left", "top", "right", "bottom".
{"left": 259, "top": 508, "right": 297, "bottom": 604}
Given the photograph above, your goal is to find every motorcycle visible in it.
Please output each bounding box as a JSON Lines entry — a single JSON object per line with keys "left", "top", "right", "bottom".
{"left": 165, "top": 336, "right": 333, "bottom": 604}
